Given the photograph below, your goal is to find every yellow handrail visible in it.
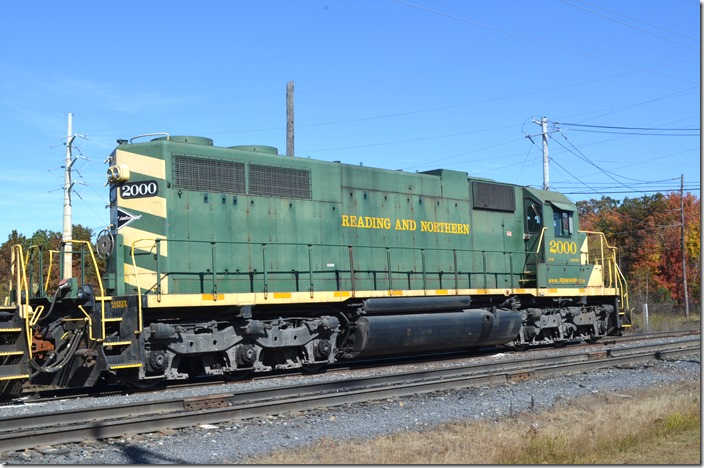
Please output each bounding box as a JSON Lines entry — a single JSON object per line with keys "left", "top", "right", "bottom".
{"left": 129, "top": 238, "right": 162, "bottom": 336}
{"left": 69, "top": 240, "right": 106, "bottom": 341}
{"left": 11, "top": 245, "right": 33, "bottom": 358}
{"left": 19, "top": 241, "right": 107, "bottom": 342}
{"left": 29, "top": 305, "right": 45, "bottom": 327}
{"left": 77, "top": 305, "right": 98, "bottom": 341}
{"left": 579, "top": 230, "right": 629, "bottom": 311}
{"left": 23, "top": 245, "right": 39, "bottom": 271}
{"left": 21, "top": 245, "right": 47, "bottom": 298}
{"left": 44, "top": 250, "right": 59, "bottom": 293}
{"left": 534, "top": 227, "right": 548, "bottom": 253}
{"left": 613, "top": 260, "right": 630, "bottom": 310}
{"left": 579, "top": 230, "right": 619, "bottom": 250}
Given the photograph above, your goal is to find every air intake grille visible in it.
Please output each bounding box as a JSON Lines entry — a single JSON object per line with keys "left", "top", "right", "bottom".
{"left": 472, "top": 181, "right": 515, "bottom": 212}
{"left": 249, "top": 164, "right": 311, "bottom": 199}
{"left": 173, "top": 155, "right": 245, "bottom": 193}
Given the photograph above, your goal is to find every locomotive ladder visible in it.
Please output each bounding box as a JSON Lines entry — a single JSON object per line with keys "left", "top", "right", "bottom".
{"left": 0, "top": 305, "right": 30, "bottom": 398}
{"left": 0, "top": 245, "right": 35, "bottom": 398}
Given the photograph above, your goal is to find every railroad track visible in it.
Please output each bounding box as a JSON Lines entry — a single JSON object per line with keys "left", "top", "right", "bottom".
{"left": 14, "top": 329, "right": 698, "bottom": 404}
{"left": 0, "top": 337, "right": 699, "bottom": 453}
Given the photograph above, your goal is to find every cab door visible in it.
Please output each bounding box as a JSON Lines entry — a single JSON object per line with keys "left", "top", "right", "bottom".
{"left": 522, "top": 197, "right": 544, "bottom": 287}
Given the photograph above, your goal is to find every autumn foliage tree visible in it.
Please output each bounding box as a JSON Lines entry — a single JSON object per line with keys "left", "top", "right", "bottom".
{"left": 577, "top": 192, "right": 700, "bottom": 311}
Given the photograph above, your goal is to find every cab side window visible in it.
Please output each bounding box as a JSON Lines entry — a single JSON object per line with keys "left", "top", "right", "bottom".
{"left": 525, "top": 202, "right": 542, "bottom": 233}
{"left": 553, "top": 209, "right": 573, "bottom": 237}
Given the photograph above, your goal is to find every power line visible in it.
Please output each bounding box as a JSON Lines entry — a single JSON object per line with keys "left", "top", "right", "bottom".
{"left": 560, "top": 188, "right": 700, "bottom": 195}
{"left": 556, "top": 178, "right": 694, "bottom": 188}
{"left": 402, "top": 137, "right": 527, "bottom": 171}
{"left": 529, "top": 117, "right": 699, "bottom": 202}
{"left": 301, "top": 125, "right": 518, "bottom": 154}
{"left": 559, "top": 0, "right": 699, "bottom": 51}
{"left": 611, "top": 224, "right": 685, "bottom": 235}
{"left": 557, "top": 122, "right": 699, "bottom": 131}
{"left": 551, "top": 131, "right": 642, "bottom": 193}
{"left": 558, "top": 184, "right": 700, "bottom": 191}
{"left": 565, "top": 0, "right": 698, "bottom": 42}
{"left": 392, "top": 0, "right": 697, "bottom": 84}
{"left": 562, "top": 129, "right": 698, "bottom": 137}
{"left": 549, "top": 158, "right": 602, "bottom": 195}
{"left": 553, "top": 87, "right": 698, "bottom": 126}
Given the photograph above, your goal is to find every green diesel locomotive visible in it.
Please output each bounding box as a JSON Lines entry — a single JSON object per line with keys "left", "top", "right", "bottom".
{"left": 0, "top": 134, "right": 630, "bottom": 396}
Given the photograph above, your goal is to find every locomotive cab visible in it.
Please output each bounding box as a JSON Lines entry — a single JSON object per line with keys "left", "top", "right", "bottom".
{"left": 521, "top": 188, "right": 584, "bottom": 290}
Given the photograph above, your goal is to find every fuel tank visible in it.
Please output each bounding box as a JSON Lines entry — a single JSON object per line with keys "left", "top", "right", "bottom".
{"left": 350, "top": 308, "right": 522, "bottom": 358}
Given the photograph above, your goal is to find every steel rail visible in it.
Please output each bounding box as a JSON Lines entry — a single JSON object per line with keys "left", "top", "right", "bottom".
{"left": 17, "top": 329, "right": 697, "bottom": 402}
{"left": 0, "top": 338, "right": 698, "bottom": 453}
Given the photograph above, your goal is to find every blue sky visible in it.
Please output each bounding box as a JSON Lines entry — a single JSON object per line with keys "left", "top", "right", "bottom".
{"left": 0, "top": 0, "right": 699, "bottom": 238}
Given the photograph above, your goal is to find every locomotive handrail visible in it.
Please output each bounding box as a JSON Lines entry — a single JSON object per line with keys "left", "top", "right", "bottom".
{"left": 10, "top": 245, "right": 32, "bottom": 358}
{"left": 579, "top": 230, "right": 616, "bottom": 282}
{"left": 22, "top": 245, "right": 45, "bottom": 298}
{"left": 10, "top": 241, "right": 108, "bottom": 354}
{"left": 69, "top": 240, "right": 107, "bottom": 341}
{"left": 22, "top": 245, "right": 48, "bottom": 328}
{"left": 579, "top": 230, "right": 629, "bottom": 311}
{"left": 129, "top": 238, "right": 160, "bottom": 335}
{"left": 126, "top": 235, "right": 627, "bottom": 301}
{"left": 534, "top": 227, "right": 548, "bottom": 253}
{"left": 11, "top": 245, "right": 27, "bottom": 306}
{"left": 15, "top": 245, "right": 62, "bottom": 301}
{"left": 129, "top": 132, "right": 170, "bottom": 144}
{"left": 614, "top": 261, "right": 630, "bottom": 310}
{"left": 578, "top": 230, "right": 619, "bottom": 250}
{"left": 44, "top": 249, "right": 59, "bottom": 295}
{"left": 128, "top": 237, "right": 534, "bottom": 297}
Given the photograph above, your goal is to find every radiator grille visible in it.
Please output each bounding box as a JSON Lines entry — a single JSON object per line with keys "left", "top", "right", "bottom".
{"left": 472, "top": 181, "right": 516, "bottom": 212}
{"left": 249, "top": 164, "right": 311, "bottom": 199}
{"left": 173, "top": 155, "right": 245, "bottom": 193}
{"left": 172, "top": 155, "right": 312, "bottom": 199}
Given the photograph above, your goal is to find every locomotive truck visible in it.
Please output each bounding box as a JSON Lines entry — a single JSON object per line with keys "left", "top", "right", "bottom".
{"left": 0, "top": 134, "right": 630, "bottom": 397}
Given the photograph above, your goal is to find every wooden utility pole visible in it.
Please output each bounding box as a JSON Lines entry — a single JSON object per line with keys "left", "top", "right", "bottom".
{"left": 286, "top": 81, "right": 294, "bottom": 157}
{"left": 680, "top": 174, "right": 689, "bottom": 318}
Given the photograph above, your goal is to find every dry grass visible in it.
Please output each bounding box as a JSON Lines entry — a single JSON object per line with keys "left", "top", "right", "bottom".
{"left": 242, "top": 380, "right": 700, "bottom": 465}
{"left": 628, "top": 305, "right": 700, "bottom": 333}
{"left": 645, "top": 311, "right": 700, "bottom": 332}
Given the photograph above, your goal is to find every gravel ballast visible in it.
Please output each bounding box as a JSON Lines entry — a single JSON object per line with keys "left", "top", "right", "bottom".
{"left": 0, "top": 345, "right": 699, "bottom": 464}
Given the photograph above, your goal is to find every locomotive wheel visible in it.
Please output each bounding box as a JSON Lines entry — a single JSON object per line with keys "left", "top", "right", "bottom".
{"left": 301, "top": 363, "right": 326, "bottom": 374}
{"left": 222, "top": 370, "right": 254, "bottom": 381}
{"left": 118, "top": 373, "right": 165, "bottom": 389}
